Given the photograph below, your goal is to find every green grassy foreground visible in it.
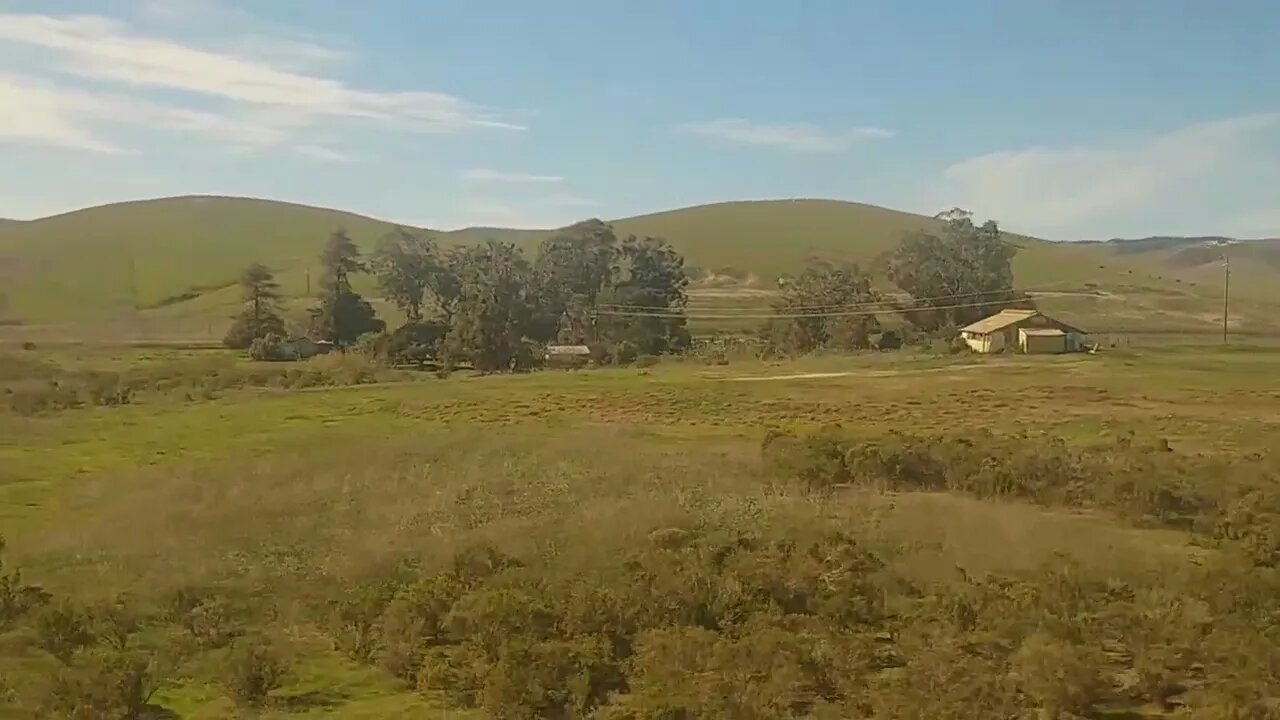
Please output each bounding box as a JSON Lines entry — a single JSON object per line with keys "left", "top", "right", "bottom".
{"left": 2, "top": 345, "right": 1280, "bottom": 717}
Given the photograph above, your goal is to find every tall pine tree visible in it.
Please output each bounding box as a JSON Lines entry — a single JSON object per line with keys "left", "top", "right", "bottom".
{"left": 308, "top": 229, "right": 383, "bottom": 345}
{"left": 223, "top": 262, "right": 286, "bottom": 349}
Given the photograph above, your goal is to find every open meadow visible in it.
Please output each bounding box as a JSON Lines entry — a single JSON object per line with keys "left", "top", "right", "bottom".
{"left": 3, "top": 342, "right": 1280, "bottom": 718}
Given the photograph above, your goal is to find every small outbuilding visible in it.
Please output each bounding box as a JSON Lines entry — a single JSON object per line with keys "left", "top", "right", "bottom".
{"left": 959, "top": 309, "right": 1085, "bottom": 354}
{"left": 545, "top": 344, "right": 592, "bottom": 368}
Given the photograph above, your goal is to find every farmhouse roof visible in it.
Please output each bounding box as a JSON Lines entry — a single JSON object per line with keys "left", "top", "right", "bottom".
{"left": 959, "top": 309, "right": 1040, "bottom": 335}
{"left": 960, "top": 309, "right": 1086, "bottom": 336}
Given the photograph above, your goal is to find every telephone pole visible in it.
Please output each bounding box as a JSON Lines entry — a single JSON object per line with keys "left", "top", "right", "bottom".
{"left": 1221, "top": 242, "right": 1231, "bottom": 344}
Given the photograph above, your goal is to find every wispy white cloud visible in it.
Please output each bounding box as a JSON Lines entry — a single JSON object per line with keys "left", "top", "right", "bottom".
{"left": 460, "top": 168, "right": 564, "bottom": 184}
{"left": 0, "top": 72, "right": 305, "bottom": 153}
{"left": 0, "top": 11, "right": 522, "bottom": 158}
{"left": 133, "top": 0, "right": 352, "bottom": 70}
{"left": 678, "top": 118, "right": 893, "bottom": 152}
{"left": 0, "top": 74, "right": 125, "bottom": 153}
{"left": 295, "top": 144, "right": 352, "bottom": 163}
{"left": 937, "top": 113, "right": 1280, "bottom": 238}
{"left": 542, "top": 193, "right": 599, "bottom": 207}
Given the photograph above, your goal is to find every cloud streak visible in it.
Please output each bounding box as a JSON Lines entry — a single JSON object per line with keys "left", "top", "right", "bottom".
{"left": 0, "top": 11, "right": 522, "bottom": 156}
{"left": 460, "top": 168, "right": 564, "bottom": 184}
{"left": 295, "top": 144, "right": 352, "bottom": 163}
{"left": 678, "top": 118, "right": 893, "bottom": 152}
{"left": 938, "top": 113, "right": 1280, "bottom": 238}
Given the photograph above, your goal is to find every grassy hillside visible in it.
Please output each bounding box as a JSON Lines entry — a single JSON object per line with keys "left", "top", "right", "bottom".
{"left": 0, "top": 195, "right": 1269, "bottom": 338}
{"left": 0, "top": 197, "right": 408, "bottom": 322}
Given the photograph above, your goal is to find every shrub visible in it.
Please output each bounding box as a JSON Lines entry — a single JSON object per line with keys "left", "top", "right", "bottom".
{"left": 1011, "top": 633, "right": 1106, "bottom": 718}
{"left": 166, "top": 589, "right": 245, "bottom": 648}
{"left": 1214, "top": 489, "right": 1280, "bottom": 567}
{"left": 383, "top": 322, "right": 448, "bottom": 365}
{"left": 330, "top": 580, "right": 398, "bottom": 663}
{"left": 4, "top": 380, "right": 81, "bottom": 415}
{"left": 248, "top": 333, "right": 288, "bottom": 362}
{"left": 84, "top": 372, "right": 133, "bottom": 407}
{"left": 34, "top": 601, "right": 95, "bottom": 665}
{"left": 375, "top": 575, "right": 466, "bottom": 681}
{"left": 621, "top": 623, "right": 847, "bottom": 718}
{"left": 224, "top": 313, "right": 286, "bottom": 350}
{"left": 480, "top": 636, "right": 623, "bottom": 719}
{"left": 92, "top": 594, "right": 142, "bottom": 651}
{"left": 876, "top": 329, "right": 903, "bottom": 351}
{"left": 223, "top": 638, "right": 288, "bottom": 707}
{"left": 1, "top": 536, "right": 51, "bottom": 628}
{"left": 634, "top": 354, "right": 659, "bottom": 368}
{"left": 761, "top": 427, "right": 849, "bottom": 494}
{"left": 417, "top": 643, "right": 489, "bottom": 708}
{"left": 38, "top": 648, "right": 167, "bottom": 720}
{"left": 611, "top": 341, "right": 639, "bottom": 366}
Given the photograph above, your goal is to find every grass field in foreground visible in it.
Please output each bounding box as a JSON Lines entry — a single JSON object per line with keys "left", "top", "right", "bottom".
{"left": 2, "top": 345, "right": 1280, "bottom": 717}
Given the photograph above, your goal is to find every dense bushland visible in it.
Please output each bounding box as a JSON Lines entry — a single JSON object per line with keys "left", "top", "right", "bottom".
{"left": 762, "top": 426, "right": 1280, "bottom": 562}
{"left": 0, "top": 352, "right": 407, "bottom": 415}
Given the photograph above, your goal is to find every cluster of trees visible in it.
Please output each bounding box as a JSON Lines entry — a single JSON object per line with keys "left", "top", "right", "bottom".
{"left": 766, "top": 208, "right": 1024, "bottom": 355}
{"left": 224, "top": 220, "right": 689, "bottom": 370}
{"left": 223, "top": 207, "right": 1023, "bottom": 364}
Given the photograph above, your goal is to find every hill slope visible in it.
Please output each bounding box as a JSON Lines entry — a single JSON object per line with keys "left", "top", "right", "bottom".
{"left": 0, "top": 195, "right": 1269, "bottom": 337}
{"left": 0, "top": 196, "right": 409, "bottom": 322}
{"left": 448, "top": 199, "right": 946, "bottom": 279}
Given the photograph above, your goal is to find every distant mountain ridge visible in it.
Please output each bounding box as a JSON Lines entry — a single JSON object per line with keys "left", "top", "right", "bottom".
{"left": 2, "top": 194, "right": 1280, "bottom": 334}
{"left": 1103, "top": 235, "right": 1280, "bottom": 253}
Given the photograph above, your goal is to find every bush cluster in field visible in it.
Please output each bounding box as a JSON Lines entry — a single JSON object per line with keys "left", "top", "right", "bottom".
{"left": 315, "top": 524, "right": 1280, "bottom": 718}
{"left": 1, "top": 537, "right": 291, "bottom": 716}
{"left": 0, "top": 352, "right": 408, "bottom": 415}
{"left": 6, "top": 425, "right": 1280, "bottom": 717}
{"left": 762, "top": 426, "right": 1280, "bottom": 566}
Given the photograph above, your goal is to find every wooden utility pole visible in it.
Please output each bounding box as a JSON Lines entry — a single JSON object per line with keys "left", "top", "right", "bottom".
{"left": 1222, "top": 246, "right": 1231, "bottom": 344}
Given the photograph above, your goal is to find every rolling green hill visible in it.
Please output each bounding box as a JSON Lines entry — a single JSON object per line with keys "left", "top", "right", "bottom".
{"left": 0, "top": 195, "right": 1269, "bottom": 339}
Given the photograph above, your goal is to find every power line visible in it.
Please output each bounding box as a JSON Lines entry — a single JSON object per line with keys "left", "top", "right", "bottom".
{"left": 596, "top": 296, "right": 1037, "bottom": 320}
{"left": 596, "top": 280, "right": 1082, "bottom": 313}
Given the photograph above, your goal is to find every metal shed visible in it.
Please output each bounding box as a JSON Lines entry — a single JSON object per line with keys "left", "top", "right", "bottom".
{"left": 1019, "top": 328, "right": 1068, "bottom": 354}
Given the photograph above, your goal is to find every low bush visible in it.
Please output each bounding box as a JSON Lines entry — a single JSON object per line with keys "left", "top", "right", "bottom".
{"left": 223, "top": 638, "right": 288, "bottom": 707}
{"left": 762, "top": 427, "right": 1275, "bottom": 558}
{"left": 34, "top": 601, "right": 95, "bottom": 665}
{"left": 38, "top": 648, "right": 168, "bottom": 720}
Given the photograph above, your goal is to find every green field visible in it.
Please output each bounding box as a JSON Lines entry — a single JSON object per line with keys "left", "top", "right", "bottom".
{"left": 3, "top": 343, "right": 1280, "bottom": 717}
{"left": 1, "top": 195, "right": 1272, "bottom": 341}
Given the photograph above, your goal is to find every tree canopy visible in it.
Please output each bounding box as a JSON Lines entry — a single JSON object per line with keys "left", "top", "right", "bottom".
{"left": 887, "top": 208, "right": 1020, "bottom": 330}
{"left": 309, "top": 229, "right": 384, "bottom": 346}
{"left": 768, "top": 260, "right": 880, "bottom": 354}
{"left": 371, "top": 228, "right": 441, "bottom": 324}
{"left": 444, "top": 240, "right": 537, "bottom": 372}
{"left": 223, "top": 263, "right": 286, "bottom": 349}
{"left": 237, "top": 221, "right": 693, "bottom": 368}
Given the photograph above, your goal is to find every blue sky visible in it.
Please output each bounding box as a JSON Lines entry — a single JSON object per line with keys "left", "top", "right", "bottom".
{"left": 2, "top": 0, "right": 1278, "bottom": 239}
